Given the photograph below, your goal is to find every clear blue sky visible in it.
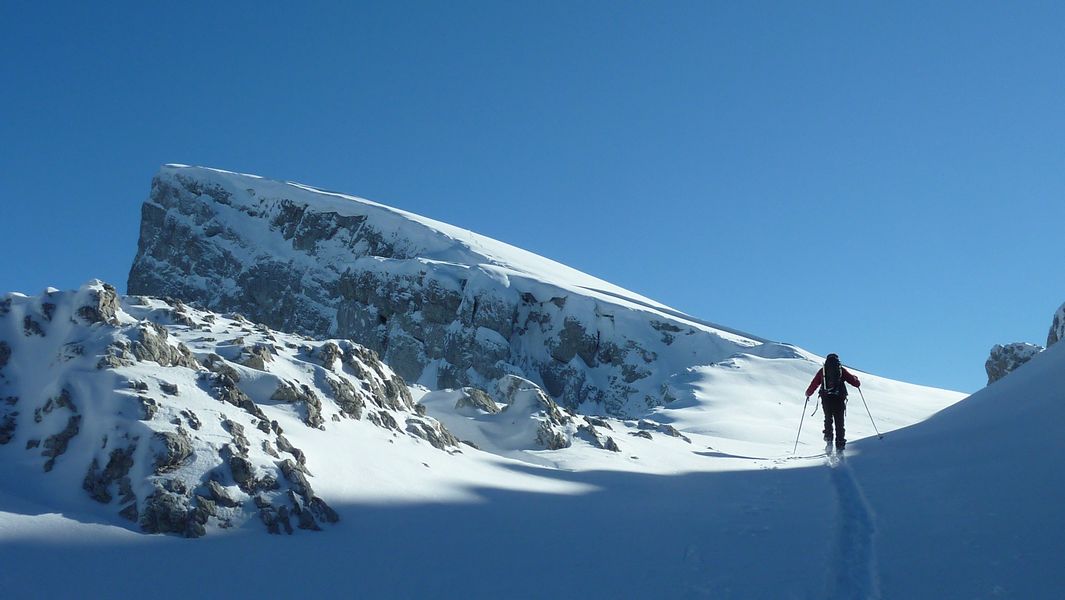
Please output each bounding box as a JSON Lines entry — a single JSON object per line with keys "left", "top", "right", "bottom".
{"left": 3, "top": 1, "right": 1063, "bottom": 393}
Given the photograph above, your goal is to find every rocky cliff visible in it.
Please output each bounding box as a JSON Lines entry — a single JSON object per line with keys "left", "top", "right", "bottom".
{"left": 128, "top": 165, "right": 800, "bottom": 417}
{"left": 0, "top": 281, "right": 460, "bottom": 536}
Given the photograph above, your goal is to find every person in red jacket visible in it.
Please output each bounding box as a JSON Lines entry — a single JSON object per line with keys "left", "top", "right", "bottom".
{"left": 805, "top": 353, "right": 861, "bottom": 450}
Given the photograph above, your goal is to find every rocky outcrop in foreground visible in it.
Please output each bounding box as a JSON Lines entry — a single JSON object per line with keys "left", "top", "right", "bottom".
{"left": 128, "top": 165, "right": 799, "bottom": 417}
{"left": 0, "top": 281, "right": 458, "bottom": 537}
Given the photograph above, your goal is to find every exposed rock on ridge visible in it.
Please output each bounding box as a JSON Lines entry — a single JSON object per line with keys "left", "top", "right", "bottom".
{"left": 985, "top": 343, "right": 1043, "bottom": 385}
{"left": 128, "top": 165, "right": 799, "bottom": 416}
{"left": 985, "top": 301, "right": 1065, "bottom": 385}
{"left": 1048, "top": 302, "right": 1065, "bottom": 348}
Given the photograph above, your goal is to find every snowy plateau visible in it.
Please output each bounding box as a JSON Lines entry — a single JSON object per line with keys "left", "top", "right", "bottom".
{"left": 1, "top": 165, "right": 1062, "bottom": 599}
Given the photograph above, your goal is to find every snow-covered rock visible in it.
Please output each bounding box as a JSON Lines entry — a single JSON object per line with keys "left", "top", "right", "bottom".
{"left": 985, "top": 342, "right": 1043, "bottom": 385}
{"left": 0, "top": 281, "right": 458, "bottom": 536}
{"left": 127, "top": 165, "right": 804, "bottom": 417}
{"left": 984, "top": 301, "right": 1065, "bottom": 385}
{"left": 1048, "top": 301, "right": 1065, "bottom": 347}
{"left": 421, "top": 375, "right": 585, "bottom": 457}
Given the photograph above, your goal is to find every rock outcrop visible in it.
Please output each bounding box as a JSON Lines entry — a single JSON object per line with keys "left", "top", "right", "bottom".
{"left": 420, "top": 375, "right": 642, "bottom": 454}
{"left": 454, "top": 387, "right": 501, "bottom": 415}
{"left": 985, "top": 301, "right": 1065, "bottom": 385}
{"left": 1048, "top": 302, "right": 1065, "bottom": 348}
{"left": 127, "top": 165, "right": 799, "bottom": 417}
{"left": 985, "top": 343, "right": 1043, "bottom": 385}
{"left": 0, "top": 282, "right": 460, "bottom": 537}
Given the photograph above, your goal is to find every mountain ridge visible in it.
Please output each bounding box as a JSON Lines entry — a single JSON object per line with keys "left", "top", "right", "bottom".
{"left": 127, "top": 165, "right": 834, "bottom": 418}
{"left": 146, "top": 164, "right": 770, "bottom": 342}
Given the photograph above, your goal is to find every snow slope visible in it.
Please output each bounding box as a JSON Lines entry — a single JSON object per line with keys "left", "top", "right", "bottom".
{"left": 845, "top": 336, "right": 1065, "bottom": 598}
{"left": 5, "top": 347, "right": 1045, "bottom": 597}
{"left": 0, "top": 285, "right": 998, "bottom": 598}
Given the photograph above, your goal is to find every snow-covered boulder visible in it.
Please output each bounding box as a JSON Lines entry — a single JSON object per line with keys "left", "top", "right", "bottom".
{"left": 420, "top": 375, "right": 614, "bottom": 455}
{"left": 985, "top": 342, "right": 1043, "bottom": 385}
{"left": 0, "top": 281, "right": 459, "bottom": 537}
{"left": 127, "top": 165, "right": 802, "bottom": 417}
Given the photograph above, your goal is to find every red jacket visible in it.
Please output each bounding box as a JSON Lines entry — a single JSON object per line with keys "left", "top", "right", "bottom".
{"left": 806, "top": 367, "right": 860, "bottom": 398}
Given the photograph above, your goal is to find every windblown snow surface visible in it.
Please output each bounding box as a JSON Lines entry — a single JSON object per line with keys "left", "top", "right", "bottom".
{"left": 18, "top": 285, "right": 1065, "bottom": 597}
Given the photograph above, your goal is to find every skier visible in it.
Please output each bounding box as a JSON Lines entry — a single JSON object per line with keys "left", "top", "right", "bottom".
{"left": 805, "top": 353, "right": 860, "bottom": 451}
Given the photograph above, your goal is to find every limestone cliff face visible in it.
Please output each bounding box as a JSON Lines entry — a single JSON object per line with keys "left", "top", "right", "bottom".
{"left": 128, "top": 165, "right": 799, "bottom": 416}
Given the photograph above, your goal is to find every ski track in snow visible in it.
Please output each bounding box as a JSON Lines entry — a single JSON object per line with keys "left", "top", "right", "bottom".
{"left": 826, "top": 456, "right": 881, "bottom": 600}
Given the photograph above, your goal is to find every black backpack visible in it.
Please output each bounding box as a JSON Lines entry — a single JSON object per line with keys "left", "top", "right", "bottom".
{"left": 820, "top": 355, "right": 848, "bottom": 400}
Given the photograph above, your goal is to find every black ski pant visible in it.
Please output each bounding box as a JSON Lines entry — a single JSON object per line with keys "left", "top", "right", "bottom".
{"left": 822, "top": 395, "right": 846, "bottom": 444}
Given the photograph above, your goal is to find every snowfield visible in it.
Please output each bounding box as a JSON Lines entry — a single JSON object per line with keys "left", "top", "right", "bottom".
{"left": 6, "top": 341, "right": 1056, "bottom": 598}
{"left": 19, "top": 283, "right": 1062, "bottom": 597}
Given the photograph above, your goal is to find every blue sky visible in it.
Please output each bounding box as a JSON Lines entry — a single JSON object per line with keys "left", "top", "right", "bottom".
{"left": 2, "top": 1, "right": 1063, "bottom": 393}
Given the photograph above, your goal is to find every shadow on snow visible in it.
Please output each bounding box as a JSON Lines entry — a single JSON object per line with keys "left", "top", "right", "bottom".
{"left": 0, "top": 460, "right": 850, "bottom": 600}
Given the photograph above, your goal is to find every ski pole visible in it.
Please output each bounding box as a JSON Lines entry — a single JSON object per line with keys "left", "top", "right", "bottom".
{"left": 858, "top": 387, "right": 883, "bottom": 439}
{"left": 793, "top": 396, "right": 810, "bottom": 453}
